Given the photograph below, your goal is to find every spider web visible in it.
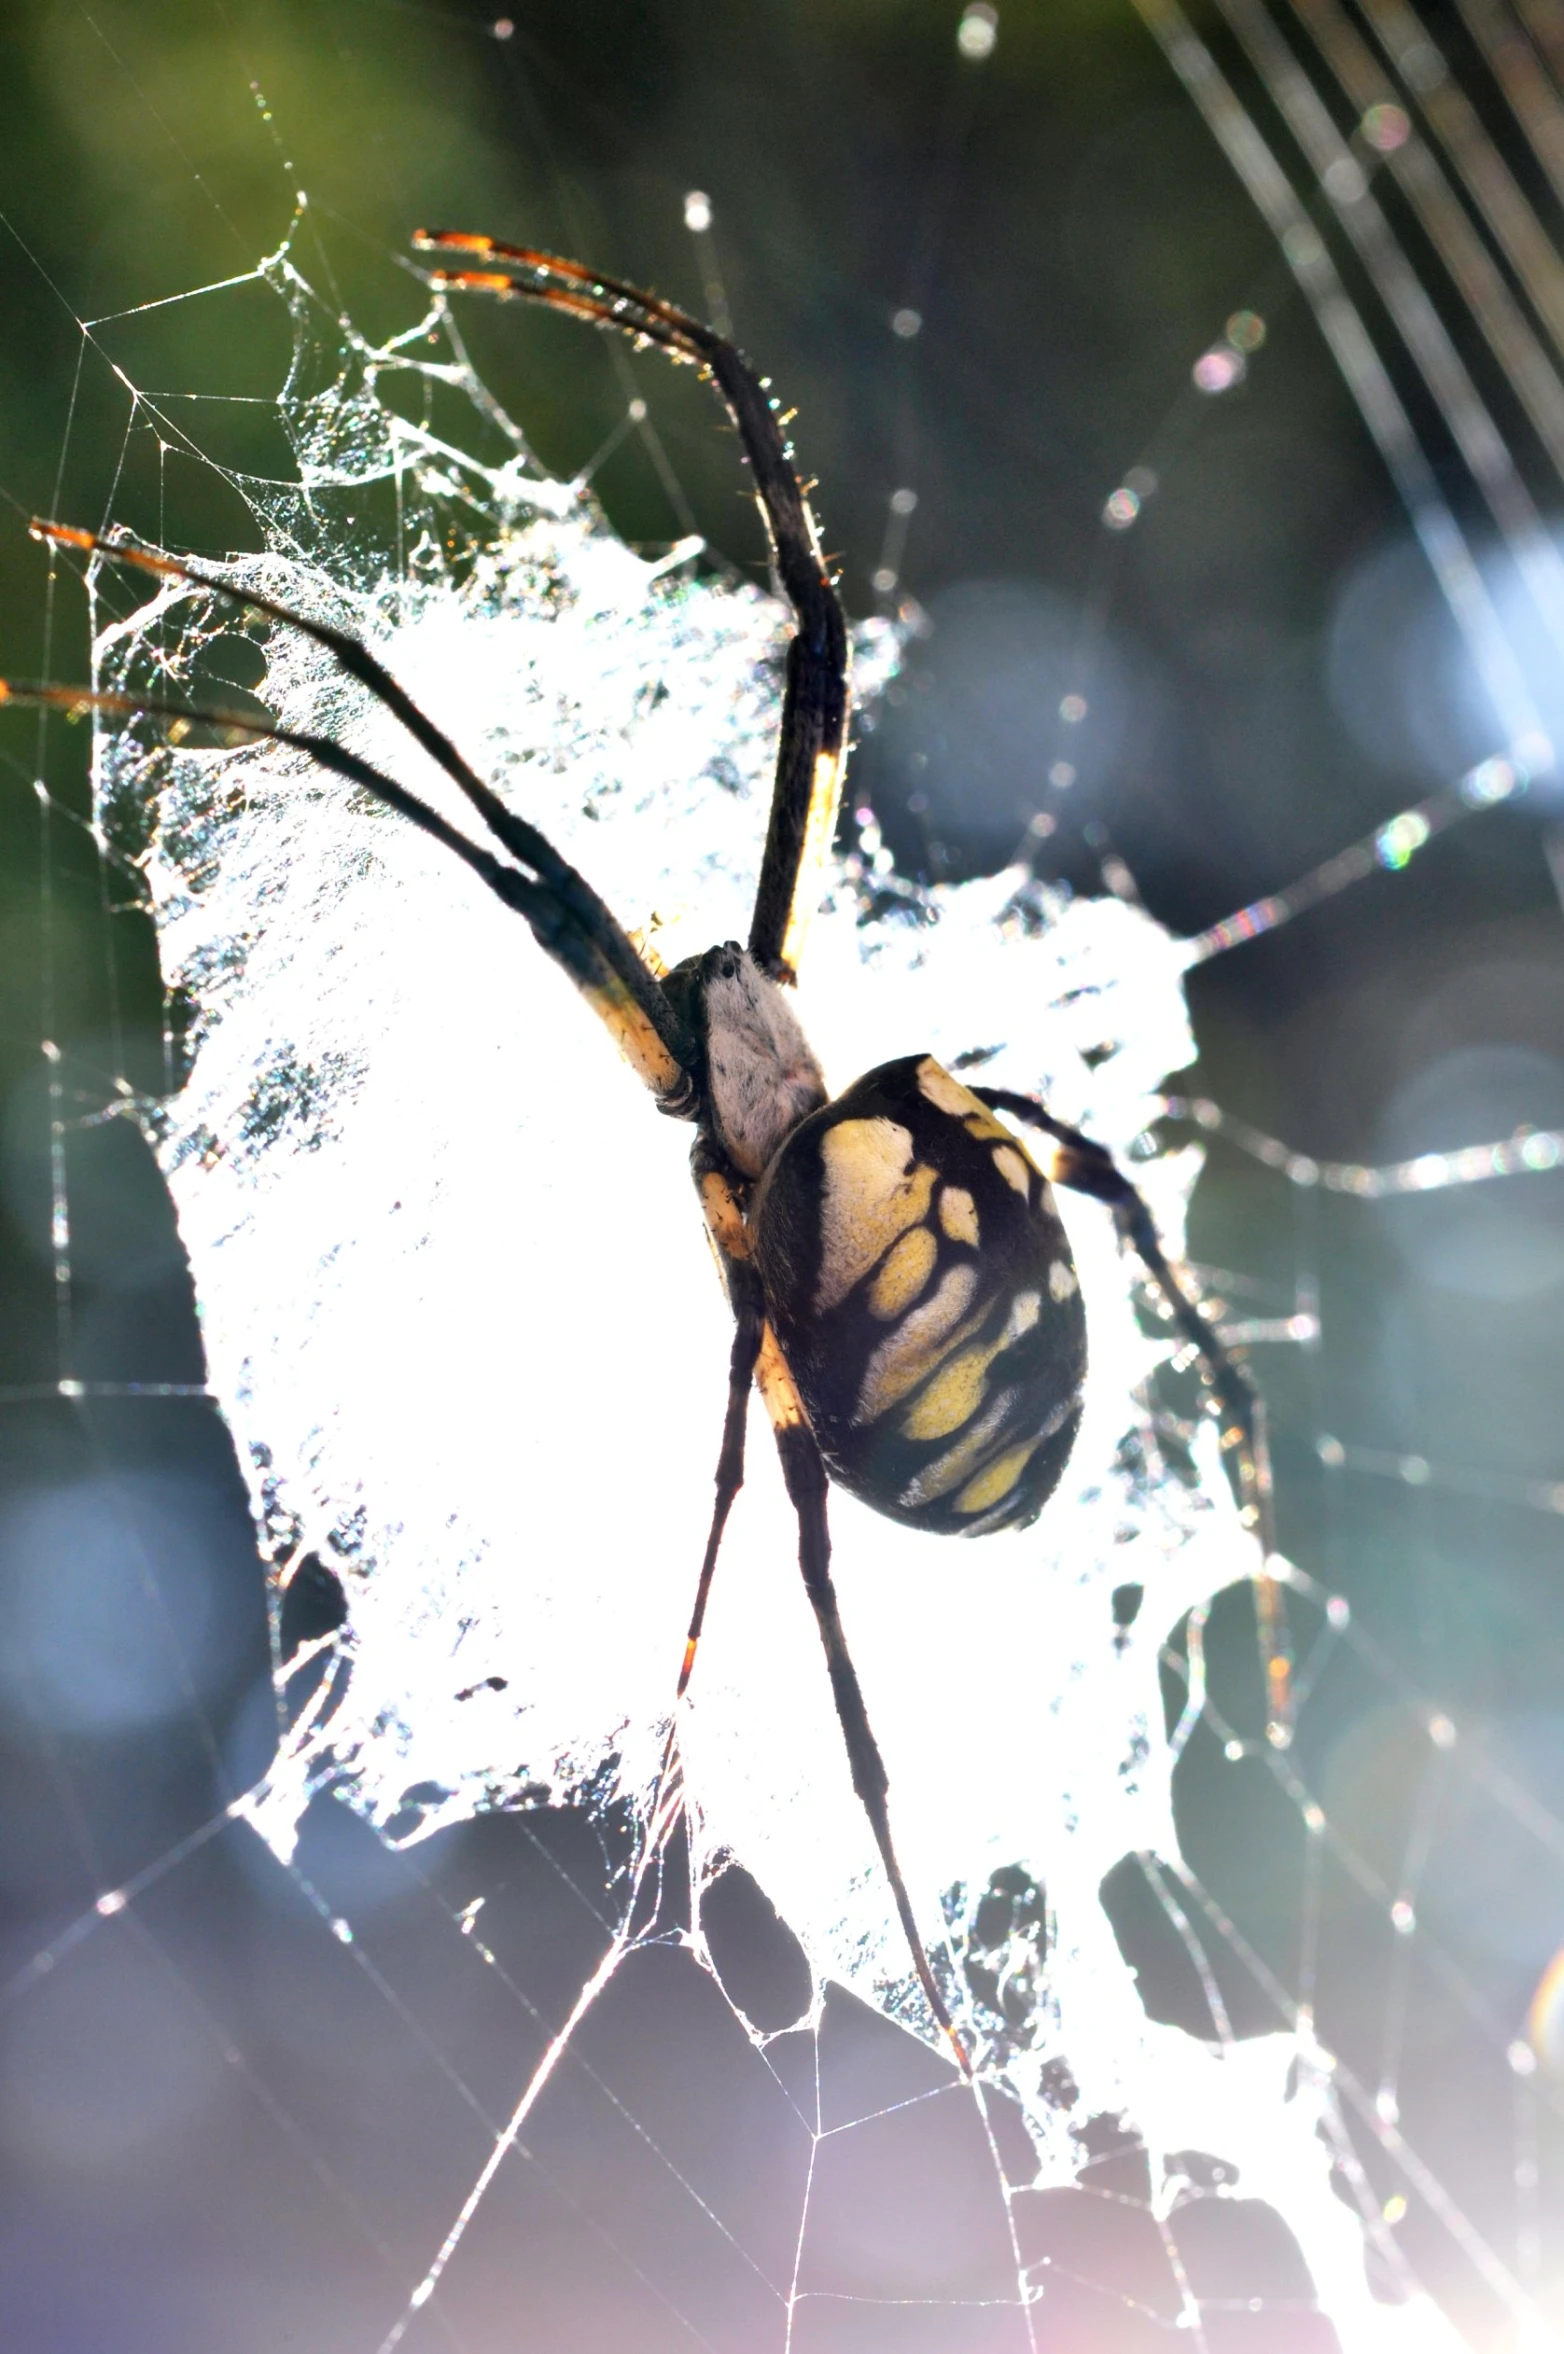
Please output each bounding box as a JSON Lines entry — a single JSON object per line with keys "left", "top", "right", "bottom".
{"left": 2, "top": 8, "right": 1563, "bottom": 2352}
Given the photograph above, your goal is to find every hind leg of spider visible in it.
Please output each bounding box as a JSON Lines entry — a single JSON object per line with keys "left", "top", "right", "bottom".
{"left": 673, "top": 1140, "right": 773, "bottom": 1699}
{"left": 750, "top": 1331, "right": 973, "bottom": 2079}
{"left": 636, "top": 1261, "right": 765, "bottom": 1938}
{"left": 640, "top": 1141, "right": 782, "bottom": 1875}
{"left": 678, "top": 1279, "right": 764, "bottom": 1699}
{"left": 974, "top": 1087, "right": 1291, "bottom": 1734}
{"left": 636, "top": 1146, "right": 768, "bottom": 1916}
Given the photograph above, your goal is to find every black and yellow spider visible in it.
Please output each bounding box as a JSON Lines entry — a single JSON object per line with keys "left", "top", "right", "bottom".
{"left": 5, "top": 238, "right": 1274, "bottom": 2073}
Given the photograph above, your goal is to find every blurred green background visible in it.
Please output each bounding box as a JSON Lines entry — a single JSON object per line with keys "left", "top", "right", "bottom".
{"left": 0, "top": 1, "right": 1561, "bottom": 2348}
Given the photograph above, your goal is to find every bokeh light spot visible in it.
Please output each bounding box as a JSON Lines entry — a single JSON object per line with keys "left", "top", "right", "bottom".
{"left": 957, "top": 4, "right": 998, "bottom": 60}
{"left": 1193, "top": 348, "right": 1244, "bottom": 394}
{"left": 1362, "top": 102, "right": 1411, "bottom": 151}
{"left": 1374, "top": 808, "right": 1431, "bottom": 868}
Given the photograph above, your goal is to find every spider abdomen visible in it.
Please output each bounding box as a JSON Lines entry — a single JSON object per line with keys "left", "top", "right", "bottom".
{"left": 751, "top": 1055, "right": 1087, "bottom": 1536}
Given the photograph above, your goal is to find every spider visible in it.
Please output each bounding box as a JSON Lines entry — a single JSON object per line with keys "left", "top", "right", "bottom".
{"left": 5, "top": 237, "right": 1276, "bottom": 2075}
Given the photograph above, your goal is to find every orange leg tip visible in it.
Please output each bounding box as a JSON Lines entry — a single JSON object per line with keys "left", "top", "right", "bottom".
{"left": 30, "top": 523, "right": 180, "bottom": 585}
{"left": 413, "top": 229, "right": 494, "bottom": 255}
{"left": 433, "top": 270, "right": 515, "bottom": 295}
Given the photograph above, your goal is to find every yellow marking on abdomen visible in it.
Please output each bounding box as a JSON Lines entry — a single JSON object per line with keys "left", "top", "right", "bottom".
{"left": 915, "top": 1059, "right": 1032, "bottom": 1163}
{"left": 898, "top": 1390, "right": 1018, "bottom": 1507}
{"left": 955, "top": 1439, "right": 1040, "bottom": 1516}
{"left": 901, "top": 1339, "right": 997, "bottom": 1440}
{"left": 938, "top": 1185, "right": 979, "bottom": 1246}
{"left": 1008, "top": 1289, "right": 1041, "bottom": 1339}
{"left": 899, "top": 1280, "right": 1045, "bottom": 1440}
{"left": 902, "top": 1282, "right": 1043, "bottom": 1444}
{"left": 992, "top": 1144, "right": 1032, "bottom": 1199}
{"left": 854, "top": 1264, "right": 979, "bottom": 1424}
{"left": 1049, "top": 1258, "right": 1078, "bottom": 1300}
{"left": 899, "top": 1271, "right": 1045, "bottom": 1450}
{"left": 916, "top": 1058, "right": 977, "bottom": 1118}
{"left": 869, "top": 1225, "right": 937, "bottom": 1320}
{"left": 815, "top": 1118, "right": 936, "bottom": 1313}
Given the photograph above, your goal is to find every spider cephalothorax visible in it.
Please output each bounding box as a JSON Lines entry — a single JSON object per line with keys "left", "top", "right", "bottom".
{"left": 662, "top": 938, "right": 828, "bottom": 1176}
{"left": 8, "top": 236, "right": 1272, "bottom": 2074}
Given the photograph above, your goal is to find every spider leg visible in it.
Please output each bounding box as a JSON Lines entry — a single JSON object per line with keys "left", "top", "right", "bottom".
{"left": 973, "top": 1087, "right": 1292, "bottom": 1734}
{"left": 414, "top": 236, "right": 851, "bottom": 986}
{"left": 15, "top": 530, "right": 699, "bottom": 1112}
{"left": 638, "top": 1256, "right": 763, "bottom": 1915}
{"left": 678, "top": 1142, "right": 769, "bottom": 1699}
{"left": 748, "top": 1333, "right": 973, "bottom": 2079}
{"left": 635, "top": 1159, "right": 767, "bottom": 1921}
{"left": 687, "top": 1134, "right": 972, "bottom": 2070}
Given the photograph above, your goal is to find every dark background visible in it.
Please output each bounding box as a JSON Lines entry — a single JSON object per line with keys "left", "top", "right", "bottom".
{"left": 0, "top": 0, "right": 1561, "bottom": 2347}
